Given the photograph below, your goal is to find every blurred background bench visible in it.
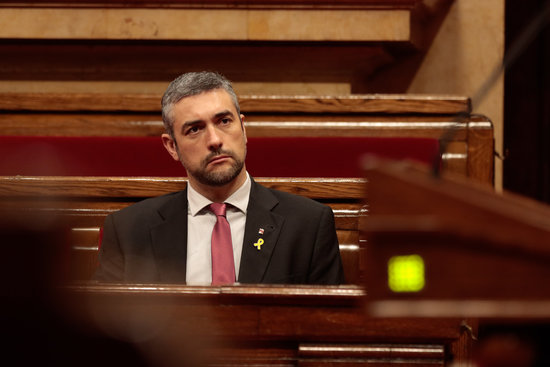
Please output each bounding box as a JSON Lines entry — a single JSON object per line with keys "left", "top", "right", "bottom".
{"left": 0, "top": 93, "right": 493, "bottom": 183}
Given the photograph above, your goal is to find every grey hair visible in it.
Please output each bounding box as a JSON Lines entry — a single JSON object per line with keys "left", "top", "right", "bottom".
{"left": 161, "top": 71, "right": 240, "bottom": 137}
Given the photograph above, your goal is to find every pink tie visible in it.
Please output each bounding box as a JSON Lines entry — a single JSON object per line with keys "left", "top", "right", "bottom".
{"left": 209, "top": 203, "right": 236, "bottom": 285}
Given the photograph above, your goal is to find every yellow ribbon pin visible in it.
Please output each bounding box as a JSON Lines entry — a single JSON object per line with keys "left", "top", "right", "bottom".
{"left": 253, "top": 238, "right": 264, "bottom": 250}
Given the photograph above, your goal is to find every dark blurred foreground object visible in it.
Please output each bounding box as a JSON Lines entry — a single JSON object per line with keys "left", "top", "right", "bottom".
{"left": 0, "top": 211, "right": 155, "bottom": 367}
{"left": 362, "top": 157, "right": 550, "bottom": 303}
{"left": 361, "top": 157, "right": 550, "bottom": 367}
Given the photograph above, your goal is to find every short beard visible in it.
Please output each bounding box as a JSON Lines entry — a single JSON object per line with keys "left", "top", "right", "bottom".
{"left": 186, "top": 148, "right": 245, "bottom": 187}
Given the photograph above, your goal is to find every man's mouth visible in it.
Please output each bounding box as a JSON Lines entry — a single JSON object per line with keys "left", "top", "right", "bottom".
{"left": 207, "top": 154, "right": 232, "bottom": 166}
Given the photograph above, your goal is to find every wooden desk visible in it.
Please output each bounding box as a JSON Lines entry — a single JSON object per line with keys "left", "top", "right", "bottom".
{"left": 62, "top": 284, "right": 474, "bottom": 366}
{"left": 1, "top": 220, "right": 475, "bottom": 366}
{"left": 359, "top": 158, "right": 550, "bottom": 367}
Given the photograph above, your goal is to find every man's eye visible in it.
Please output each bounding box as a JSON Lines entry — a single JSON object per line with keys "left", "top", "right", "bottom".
{"left": 221, "top": 118, "right": 231, "bottom": 125}
{"left": 186, "top": 126, "right": 200, "bottom": 135}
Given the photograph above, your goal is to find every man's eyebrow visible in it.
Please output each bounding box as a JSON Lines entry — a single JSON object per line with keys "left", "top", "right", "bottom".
{"left": 214, "top": 110, "right": 235, "bottom": 120}
{"left": 181, "top": 119, "right": 203, "bottom": 132}
{"left": 179, "top": 110, "right": 236, "bottom": 132}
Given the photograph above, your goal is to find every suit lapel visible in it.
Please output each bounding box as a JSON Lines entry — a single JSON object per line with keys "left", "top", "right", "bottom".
{"left": 238, "top": 180, "right": 284, "bottom": 283}
{"left": 151, "top": 190, "right": 188, "bottom": 283}
{"left": 147, "top": 181, "right": 283, "bottom": 284}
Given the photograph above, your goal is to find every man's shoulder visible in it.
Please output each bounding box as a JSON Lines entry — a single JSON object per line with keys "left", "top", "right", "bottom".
{"left": 111, "top": 190, "right": 185, "bottom": 219}
{"left": 255, "top": 182, "right": 329, "bottom": 212}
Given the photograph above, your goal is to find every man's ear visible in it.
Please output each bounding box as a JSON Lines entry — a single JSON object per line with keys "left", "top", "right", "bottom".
{"left": 240, "top": 114, "right": 247, "bottom": 143}
{"left": 161, "top": 133, "right": 180, "bottom": 161}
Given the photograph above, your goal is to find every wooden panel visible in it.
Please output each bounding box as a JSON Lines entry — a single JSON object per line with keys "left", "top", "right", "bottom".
{"left": 245, "top": 118, "right": 469, "bottom": 138}
{"left": 241, "top": 95, "right": 470, "bottom": 114}
{"left": 0, "top": 2, "right": 418, "bottom": 42}
{"left": 0, "top": 1, "right": 420, "bottom": 9}
{"left": 0, "top": 93, "right": 470, "bottom": 114}
{"left": 0, "top": 9, "right": 410, "bottom": 42}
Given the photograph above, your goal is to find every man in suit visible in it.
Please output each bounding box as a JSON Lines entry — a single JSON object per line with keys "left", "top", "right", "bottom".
{"left": 94, "top": 71, "right": 345, "bottom": 285}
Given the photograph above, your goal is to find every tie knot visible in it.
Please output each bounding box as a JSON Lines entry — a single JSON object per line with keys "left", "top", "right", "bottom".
{"left": 209, "top": 202, "right": 227, "bottom": 217}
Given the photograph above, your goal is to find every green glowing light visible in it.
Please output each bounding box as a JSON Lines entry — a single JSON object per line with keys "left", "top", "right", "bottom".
{"left": 387, "top": 254, "right": 425, "bottom": 293}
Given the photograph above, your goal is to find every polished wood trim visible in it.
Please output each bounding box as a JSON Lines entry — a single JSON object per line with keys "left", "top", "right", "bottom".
{"left": 298, "top": 343, "right": 445, "bottom": 362}
{"left": 69, "top": 283, "right": 366, "bottom": 305}
{"left": 0, "top": 114, "right": 475, "bottom": 138}
{"left": 0, "top": 0, "right": 420, "bottom": 10}
{"left": 0, "top": 93, "right": 161, "bottom": 112}
{"left": 64, "top": 283, "right": 467, "bottom": 341}
{"left": 0, "top": 176, "right": 366, "bottom": 199}
{"left": 0, "top": 93, "right": 471, "bottom": 114}
{"left": 241, "top": 95, "right": 471, "bottom": 114}
{"left": 245, "top": 120, "right": 470, "bottom": 138}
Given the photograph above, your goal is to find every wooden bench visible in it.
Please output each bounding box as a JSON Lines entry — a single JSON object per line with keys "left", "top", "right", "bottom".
{"left": 0, "top": 93, "right": 494, "bottom": 184}
{"left": 0, "top": 176, "right": 365, "bottom": 284}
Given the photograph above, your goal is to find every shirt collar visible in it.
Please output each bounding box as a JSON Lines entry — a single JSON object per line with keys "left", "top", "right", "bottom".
{"left": 187, "top": 172, "right": 251, "bottom": 216}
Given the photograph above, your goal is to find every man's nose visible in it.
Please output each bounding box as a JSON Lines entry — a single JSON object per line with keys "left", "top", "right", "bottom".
{"left": 206, "top": 125, "right": 223, "bottom": 150}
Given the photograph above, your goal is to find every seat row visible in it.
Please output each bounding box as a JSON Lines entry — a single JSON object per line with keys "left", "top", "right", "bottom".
{"left": 0, "top": 92, "right": 494, "bottom": 183}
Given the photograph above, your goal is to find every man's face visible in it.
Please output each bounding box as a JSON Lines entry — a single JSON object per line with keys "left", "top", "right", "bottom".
{"left": 162, "top": 89, "right": 247, "bottom": 187}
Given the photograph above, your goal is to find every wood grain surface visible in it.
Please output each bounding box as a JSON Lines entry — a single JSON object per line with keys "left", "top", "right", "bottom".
{"left": 1, "top": 0, "right": 420, "bottom": 10}
{"left": 0, "top": 92, "right": 470, "bottom": 114}
{"left": 0, "top": 176, "right": 365, "bottom": 199}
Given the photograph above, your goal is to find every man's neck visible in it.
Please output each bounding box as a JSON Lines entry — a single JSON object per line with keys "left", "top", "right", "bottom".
{"left": 188, "top": 169, "right": 248, "bottom": 203}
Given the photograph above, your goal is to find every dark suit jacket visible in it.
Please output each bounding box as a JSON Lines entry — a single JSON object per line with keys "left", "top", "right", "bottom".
{"left": 93, "top": 179, "right": 345, "bottom": 284}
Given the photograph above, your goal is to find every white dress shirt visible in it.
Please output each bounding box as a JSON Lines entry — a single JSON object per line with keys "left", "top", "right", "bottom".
{"left": 185, "top": 172, "right": 251, "bottom": 285}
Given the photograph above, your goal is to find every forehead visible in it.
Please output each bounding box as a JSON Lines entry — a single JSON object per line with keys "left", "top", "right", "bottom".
{"left": 172, "top": 89, "right": 237, "bottom": 123}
